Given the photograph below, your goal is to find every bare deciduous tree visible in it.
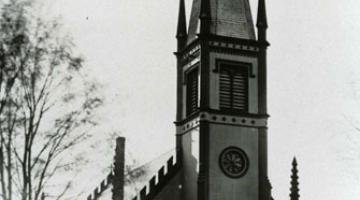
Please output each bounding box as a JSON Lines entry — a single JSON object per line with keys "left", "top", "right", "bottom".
{"left": 0, "top": 1, "right": 102, "bottom": 199}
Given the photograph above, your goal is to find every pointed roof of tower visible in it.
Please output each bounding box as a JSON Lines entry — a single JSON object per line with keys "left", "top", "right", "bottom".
{"left": 290, "top": 157, "right": 300, "bottom": 200}
{"left": 187, "top": 0, "right": 256, "bottom": 44}
{"left": 187, "top": 0, "right": 201, "bottom": 44}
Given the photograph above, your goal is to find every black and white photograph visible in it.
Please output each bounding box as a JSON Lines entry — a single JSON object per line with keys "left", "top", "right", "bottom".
{"left": 0, "top": 0, "right": 358, "bottom": 200}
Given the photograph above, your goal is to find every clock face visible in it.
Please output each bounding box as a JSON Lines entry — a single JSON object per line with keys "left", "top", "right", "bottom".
{"left": 219, "top": 147, "right": 249, "bottom": 178}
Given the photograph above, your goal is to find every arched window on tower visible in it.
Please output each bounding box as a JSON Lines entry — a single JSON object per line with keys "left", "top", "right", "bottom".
{"left": 218, "top": 61, "right": 249, "bottom": 112}
{"left": 186, "top": 67, "right": 199, "bottom": 116}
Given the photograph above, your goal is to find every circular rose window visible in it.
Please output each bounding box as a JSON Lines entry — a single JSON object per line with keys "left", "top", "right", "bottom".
{"left": 219, "top": 147, "right": 249, "bottom": 178}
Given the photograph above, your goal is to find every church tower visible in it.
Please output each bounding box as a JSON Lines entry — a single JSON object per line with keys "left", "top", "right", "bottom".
{"left": 85, "top": 1, "right": 303, "bottom": 200}
{"left": 175, "top": 0, "right": 271, "bottom": 199}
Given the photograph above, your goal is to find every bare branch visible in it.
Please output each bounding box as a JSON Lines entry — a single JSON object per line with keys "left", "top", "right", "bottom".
{"left": 0, "top": 1, "right": 102, "bottom": 199}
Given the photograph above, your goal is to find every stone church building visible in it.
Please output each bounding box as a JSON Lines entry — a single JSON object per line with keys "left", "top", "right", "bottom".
{"left": 86, "top": 0, "right": 300, "bottom": 199}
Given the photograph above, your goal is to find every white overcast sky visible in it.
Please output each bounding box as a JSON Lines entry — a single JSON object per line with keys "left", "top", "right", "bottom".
{"left": 39, "top": 0, "right": 360, "bottom": 199}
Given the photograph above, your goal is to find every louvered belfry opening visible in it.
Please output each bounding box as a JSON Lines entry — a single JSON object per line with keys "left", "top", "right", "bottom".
{"left": 186, "top": 67, "right": 199, "bottom": 116}
{"left": 219, "top": 63, "right": 249, "bottom": 112}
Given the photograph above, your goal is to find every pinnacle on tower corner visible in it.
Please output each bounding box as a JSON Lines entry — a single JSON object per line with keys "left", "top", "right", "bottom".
{"left": 290, "top": 157, "right": 300, "bottom": 200}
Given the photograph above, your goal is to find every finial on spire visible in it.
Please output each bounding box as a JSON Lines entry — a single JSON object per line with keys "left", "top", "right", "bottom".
{"left": 176, "top": 0, "right": 187, "bottom": 50}
{"left": 256, "top": 0, "right": 268, "bottom": 41}
{"left": 290, "top": 157, "right": 300, "bottom": 200}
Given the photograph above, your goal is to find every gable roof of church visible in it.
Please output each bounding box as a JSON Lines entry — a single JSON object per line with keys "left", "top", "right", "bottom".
{"left": 131, "top": 156, "right": 181, "bottom": 200}
{"left": 86, "top": 149, "right": 179, "bottom": 200}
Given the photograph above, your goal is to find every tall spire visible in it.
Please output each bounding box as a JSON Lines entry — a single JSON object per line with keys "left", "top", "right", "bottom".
{"left": 290, "top": 157, "right": 300, "bottom": 200}
{"left": 176, "top": 0, "right": 187, "bottom": 51}
{"left": 256, "top": 0, "right": 268, "bottom": 41}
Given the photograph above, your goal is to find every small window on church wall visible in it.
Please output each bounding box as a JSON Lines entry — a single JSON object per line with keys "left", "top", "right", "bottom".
{"left": 219, "top": 64, "right": 249, "bottom": 112}
{"left": 186, "top": 67, "right": 199, "bottom": 116}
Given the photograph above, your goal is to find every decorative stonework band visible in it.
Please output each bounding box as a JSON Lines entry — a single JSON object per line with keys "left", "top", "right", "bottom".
{"left": 209, "top": 41, "right": 259, "bottom": 52}
{"left": 176, "top": 112, "right": 268, "bottom": 135}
